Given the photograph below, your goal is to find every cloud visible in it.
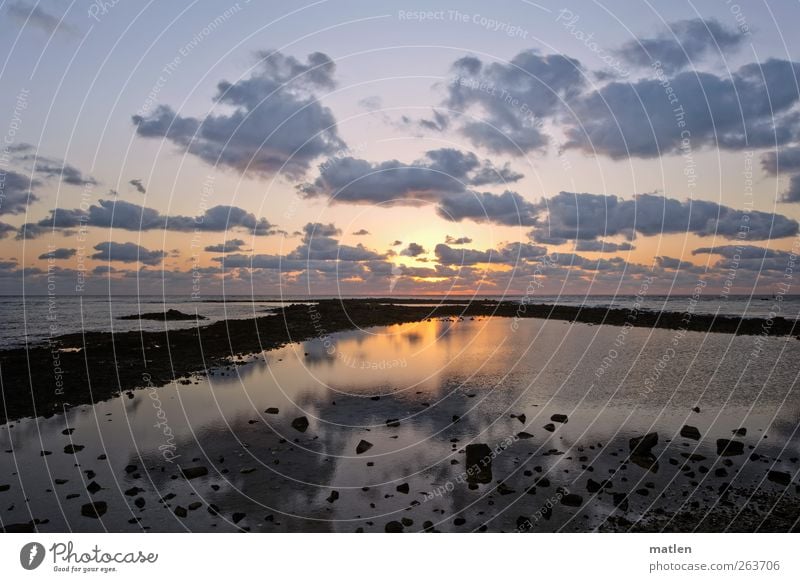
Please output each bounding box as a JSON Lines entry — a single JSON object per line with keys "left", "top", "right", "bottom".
{"left": 38, "top": 248, "right": 77, "bottom": 260}
{"left": 445, "top": 235, "right": 473, "bottom": 244}
{"left": 132, "top": 51, "right": 344, "bottom": 177}
{"left": 391, "top": 240, "right": 403, "bottom": 246}
{"left": 692, "top": 245, "right": 791, "bottom": 259}
{"left": 204, "top": 239, "right": 246, "bottom": 253}
{"left": 438, "top": 190, "right": 538, "bottom": 225}
{"left": 18, "top": 199, "right": 277, "bottom": 238}
{"left": 445, "top": 51, "right": 585, "bottom": 154}
{"left": 531, "top": 191, "right": 798, "bottom": 242}
{"left": 761, "top": 147, "right": 800, "bottom": 202}
{"left": 7, "top": 1, "right": 76, "bottom": 36}
{"left": 9, "top": 144, "right": 97, "bottom": 186}
{"left": 565, "top": 59, "right": 800, "bottom": 158}
{"left": 617, "top": 18, "right": 745, "bottom": 73}
{"left": 0, "top": 222, "right": 15, "bottom": 238}
{"left": 352, "top": 229, "right": 370, "bottom": 235}
{"left": 0, "top": 170, "right": 39, "bottom": 214}
{"left": 91, "top": 242, "right": 166, "bottom": 265}
{"left": 129, "top": 179, "right": 146, "bottom": 194}
{"left": 400, "top": 242, "right": 426, "bottom": 257}
{"left": 435, "top": 241, "right": 547, "bottom": 266}
{"left": 574, "top": 240, "right": 635, "bottom": 252}
{"left": 418, "top": 110, "right": 450, "bottom": 132}
{"left": 358, "top": 96, "right": 382, "bottom": 111}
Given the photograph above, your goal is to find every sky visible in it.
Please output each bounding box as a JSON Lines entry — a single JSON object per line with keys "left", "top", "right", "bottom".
{"left": 1, "top": 0, "right": 800, "bottom": 297}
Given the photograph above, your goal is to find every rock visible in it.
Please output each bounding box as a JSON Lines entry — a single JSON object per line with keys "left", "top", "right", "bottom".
{"left": 561, "top": 493, "right": 583, "bottom": 507}
{"left": 188, "top": 502, "right": 202, "bottom": 510}
{"left": 0, "top": 484, "right": 10, "bottom": 492}
{"left": 386, "top": 418, "right": 400, "bottom": 427}
{"left": 586, "top": 479, "right": 602, "bottom": 493}
{"left": 181, "top": 466, "right": 209, "bottom": 480}
{"left": 40, "top": 450, "right": 52, "bottom": 456}
{"left": 716, "top": 439, "right": 744, "bottom": 456}
{"left": 551, "top": 414, "right": 568, "bottom": 424}
{"left": 768, "top": 471, "right": 791, "bottom": 486}
{"left": 124, "top": 464, "right": 137, "bottom": 473}
{"left": 543, "top": 423, "right": 555, "bottom": 433}
{"left": 680, "top": 425, "right": 701, "bottom": 440}
{"left": 232, "top": 512, "right": 246, "bottom": 524}
{"left": 174, "top": 506, "right": 187, "bottom": 518}
{"left": 124, "top": 487, "right": 143, "bottom": 496}
{"left": 356, "top": 440, "right": 373, "bottom": 454}
{"left": 291, "top": 417, "right": 309, "bottom": 432}
{"left": 240, "top": 467, "right": 256, "bottom": 474}
{"left": 612, "top": 493, "right": 628, "bottom": 511}
{"left": 715, "top": 468, "right": 728, "bottom": 477}
{"left": 396, "top": 483, "right": 409, "bottom": 494}
{"left": 134, "top": 497, "right": 145, "bottom": 509}
{"left": 326, "top": 491, "right": 339, "bottom": 503}
{"left": 401, "top": 518, "right": 413, "bottom": 527}
{"left": 61, "top": 428, "right": 75, "bottom": 435}
{"left": 86, "top": 481, "right": 102, "bottom": 495}
{"left": 454, "top": 517, "right": 466, "bottom": 526}
{"left": 63, "top": 444, "right": 84, "bottom": 454}
{"left": 516, "top": 516, "right": 532, "bottom": 531}
{"left": 629, "top": 432, "right": 658, "bottom": 456}
{"left": 516, "top": 414, "right": 527, "bottom": 424}
{"left": 385, "top": 521, "right": 404, "bottom": 533}
{"left": 264, "top": 407, "right": 279, "bottom": 414}
{"left": 81, "top": 501, "right": 107, "bottom": 518}
{"left": 692, "top": 406, "right": 701, "bottom": 413}
{"left": 517, "top": 431, "right": 534, "bottom": 439}
{"left": 465, "top": 443, "right": 493, "bottom": 484}
{"left": 118, "top": 309, "right": 205, "bottom": 321}
{"left": 732, "top": 428, "right": 747, "bottom": 437}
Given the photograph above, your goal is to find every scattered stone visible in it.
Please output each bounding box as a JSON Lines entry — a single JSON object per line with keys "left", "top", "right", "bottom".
{"left": 124, "top": 464, "right": 137, "bottom": 474}
{"left": 124, "top": 487, "right": 144, "bottom": 496}
{"left": 551, "top": 414, "right": 568, "bottom": 424}
{"left": 517, "top": 431, "right": 534, "bottom": 439}
{"left": 356, "top": 440, "right": 373, "bottom": 455}
{"left": 386, "top": 419, "right": 400, "bottom": 427}
{"left": 61, "top": 428, "right": 75, "bottom": 435}
{"left": 401, "top": 518, "right": 413, "bottom": 527}
{"left": 81, "top": 501, "right": 107, "bottom": 518}
{"left": 174, "top": 506, "right": 188, "bottom": 518}
{"left": 612, "top": 493, "right": 628, "bottom": 511}
{"left": 232, "top": 512, "right": 246, "bottom": 524}
{"left": 264, "top": 408, "right": 279, "bottom": 414}
{"left": 0, "top": 484, "right": 9, "bottom": 492}
{"left": 715, "top": 468, "right": 728, "bottom": 478}
{"left": 188, "top": 502, "right": 202, "bottom": 511}
{"left": 629, "top": 433, "right": 658, "bottom": 456}
{"left": 561, "top": 493, "right": 583, "bottom": 507}
{"left": 680, "top": 425, "right": 701, "bottom": 441}
{"left": 586, "top": 479, "right": 602, "bottom": 493}
{"left": 454, "top": 517, "right": 466, "bottom": 526}
{"left": 63, "top": 444, "right": 84, "bottom": 454}
{"left": 134, "top": 498, "right": 145, "bottom": 509}
{"left": 543, "top": 423, "right": 555, "bottom": 433}
{"left": 385, "top": 521, "right": 404, "bottom": 533}
{"left": 692, "top": 406, "right": 701, "bottom": 413}
{"left": 40, "top": 450, "right": 52, "bottom": 456}
{"left": 86, "top": 481, "right": 102, "bottom": 495}
{"left": 716, "top": 439, "right": 744, "bottom": 456}
{"left": 465, "top": 443, "right": 493, "bottom": 484}
{"left": 396, "top": 483, "right": 409, "bottom": 494}
{"left": 240, "top": 467, "right": 256, "bottom": 474}
{"left": 181, "top": 466, "right": 209, "bottom": 480}
{"left": 291, "top": 417, "right": 309, "bottom": 432}
{"left": 516, "top": 414, "right": 527, "bottom": 424}
{"left": 732, "top": 428, "right": 747, "bottom": 437}
{"left": 768, "top": 471, "right": 791, "bottom": 486}
{"left": 326, "top": 491, "right": 339, "bottom": 503}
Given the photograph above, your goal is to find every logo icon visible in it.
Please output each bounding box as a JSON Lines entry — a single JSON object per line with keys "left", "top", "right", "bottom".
{"left": 20, "top": 542, "right": 45, "bottom": 570}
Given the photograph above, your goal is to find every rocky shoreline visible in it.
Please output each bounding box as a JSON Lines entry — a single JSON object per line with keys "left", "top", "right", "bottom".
{"left": 1, "top": 299, "right": 798, "bottom": 424}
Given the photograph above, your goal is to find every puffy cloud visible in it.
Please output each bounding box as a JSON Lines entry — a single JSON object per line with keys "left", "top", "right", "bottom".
{"left": 617, "top": 18, "right": 745, "bottom": 73}
{"left": 38, "top": 248, "right": 77, "bottom": 260}
{"left": 6, "top": 1, "right": 76, "bottom": 36}
{"left": 530, "top": 191, "right": 798, "bottom": 242}
{"left": 438, "top": 190, "right": 537, "bottom": 225}
{"left": 574, "top": 240, "right": 635, "bottom": 252}
{"left": 18, "top": 199, "right": 277, "bottom": 238}
{"left": 91, "top": 242, "right": 166, "bottom": 265}
{"left": 352, "top": 229, "right": 370, "bottom": 235}
{"left": 445, "top": 51, "right": 585, "bottom": 154}
{"left": 132, "top": 51, "right": 344, "bottom": 177}
{"left": 204, "top": 239, "right": 246, "bottom": 253}
{"left": 692, "top": 245, "right": 792, "bottom": 259}
{"left": 444, "top": 235, "right": 473, "bottom": 245}
{"left": 0, "top": 170, "right": 38, "bottom": 214}
{"left": 400, "top": 242, "right": 426, "bottom": 257}
{"left": 565, "top": 59, "right": 800, "bottom": 158}
{"left": 129, "top": 178, "right": 146, "bottom": 194}
{"left": 9, "top": 144, "right": 96, "bottom": 186}
{"left": 761, "top": 147, "right": 800, "bottom": 202}
{"left": 435, "top": 241, "right": 547, "bottom": 266}
{"left": 0, "top": 222, "right": 15, "bottom": 238}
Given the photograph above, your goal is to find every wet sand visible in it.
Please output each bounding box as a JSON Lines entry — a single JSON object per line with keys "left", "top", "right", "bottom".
{"left": 1, "top": 316, "right": 798, "bottom": 533}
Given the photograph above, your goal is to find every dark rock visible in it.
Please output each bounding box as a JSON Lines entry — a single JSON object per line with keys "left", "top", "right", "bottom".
{"left": 0, "top": 484, "right": 10, "bottom": 492}
{"left": 61, "top": 428, "right": 75, "bottom": 435}
{"left": 118, "top": 309, "right": 205, "bottom": 321}
{"left": 715, "top": 468, "right": 728, "bottom": 477}
{"left": 551, "top": 414, "right": 568, "bottom": 424}
{"left": 612, "top": 493, "right": 628, "bottom": 511}
{"left": 124, "top": 487, "right": 143, "bottom": 496}
{"left": 516, "top": 414, "right": 527, "bottom": 424}
{"left": 356, "top": 440, "right": 373, "bottom": 455}
{"left": 561, "top": 493, "right": 583, "bottom": 507}
{"left": 396, "top": 483, "right": 409, "bottom": 494}
{"left": 516, "top": 516, "right": 532, "bottom": 531}
{"left": 732, "top": 427, "right": 747, "bottom": 437}
{"left": 81, "top": 501, "right": 107, "bottom": 518}
{"left": 326, "top": 491, "right": 339, "bottom": 503}
{"left": 188, "top": 502, "right": 202, "bottom": 510}
{"left": 181, "top": 466, "right": 209, "bottom": 480}
{"left": 232, "top": 512, "right": 246, "bottom": 524}
{"left": 465, "top": 443, "right": 493, "bottom": 484}
{"left": 86, "top": 481, "right": 102, "bottom": 494}
{"left": 291, "top": 417, "right": 309, "bottom": 432}
{"left": 587, "top": 479, "right": 602, "bottom": 493}
{"left": 401, "top": 518, "right": 413, "bottom": 527}
{"left": 40, "top": 450, "right": 52, "bottom": 456}
{"left": 264, "top": 407, "right": 279, "bottom": 414}
{"left": 692, "top": 406, "right": 701, "bottom": 413}
{"left": 63, "top": 444, "right": 84, "bottom": 454}
{"left": 680, "top": 425, "right": 701, "bottom": 441}
{"left": 174, "top": 506, "right": 188, "bottom": 518}
{"left": 517, "top": 431, "right": 534, "bottom": 439}
{"left": 124, "top": 464, "right": 137, "bottom": 474}
{"left": 454, "top": 517, "right": 466, "bottom": 526}
{"left": 134, "top": 497, "right": 145, "bottom": 509}
{"left": 385, "top": 520, "right": 404, "bottom": 533}
{"left": 629, "top": 432, "right": 658, "bottom": 456}
{"left": 716, "top": 439, "right": 744, "bottom": 456}
{"left": 768, "top": 471, "right": 791, "bottom": 486}
{"left": 543, "top": 423, "right": 555, "bottom": 433}
{"left": 386, "top": 418, "right": 400, "bottom": 427}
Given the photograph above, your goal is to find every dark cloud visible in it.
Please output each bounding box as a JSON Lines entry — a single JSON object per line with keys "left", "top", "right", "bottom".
{"left": 435, "top": 241, "right": 547, "bottom": 266}
{"left": 438, "top": 190, "right": 538, "bottom": 226}
{"left": 445, "top": 51, "right": 585, "bottom": 154}
{"left": 692, "top": 245, "right": 791, "bottom": 259}
{"left": 91, "top": 242, "right": 166, "bottom": 265}
{"left": 129, "top": 179, "right": 146, "bottom": 194}
{"left": 445, "top": 235, "right": 473, "bottom": 245}
{"left": 132, "top": 51, "right": 344, "bottom": 177}
{"left": 531, "top": 191, "right": 798, "bottom": 242}
{"left": 565, "top": 59, "right": 800, "bottom": 158}
{"left": 391, "top": 240, "right": 403, "bottom": 246}
{"left": 418, "top": 110, "right": 450, "bottom": 132}
{"left": 0, "top": 222, "right": 15, "bottom": 238}
{"left": 617, "top": 18, "right": 745, "bottom": 73}
{"left": 7, "top": 1, "right": 76, "bottom": 36}
{"left": 18, "top": 199, "right": 277, "bottom": 239}
{"left": 761, "top": 148, "right": 800, "bottom": 202}
{"left": 9, "top": 144, "right": 97, "bottom": 186}
{"left": 400, "top": 242, "right": 426, "bottom": 257}
{"left": 352, "top": 229, "right": 370, "bottom": 235}
{"left": 0, "top": 170, "right": 39, "bottom": 214}
{"left": 204, "top": 239, "right": 246, "bottom": 253}
{"left": 38, "top": 248, "right": 77, "bottom": 260}
{"left": 574, "top": 240, "right": 635, "bottom": 252}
